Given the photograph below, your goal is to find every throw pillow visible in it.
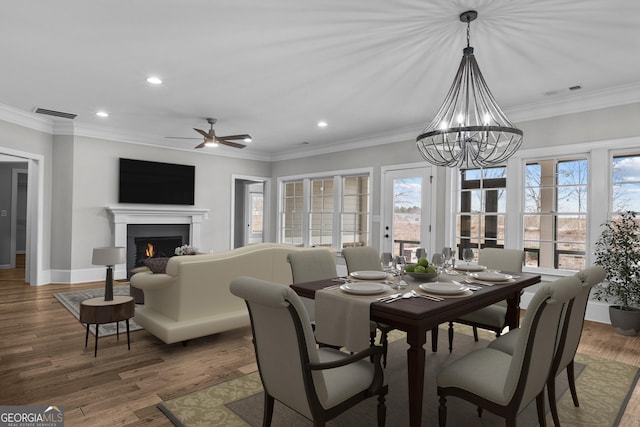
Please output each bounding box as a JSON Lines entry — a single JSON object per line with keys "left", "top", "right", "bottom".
{"left": 143, "top": 257, "right": 170, "bottom": 274}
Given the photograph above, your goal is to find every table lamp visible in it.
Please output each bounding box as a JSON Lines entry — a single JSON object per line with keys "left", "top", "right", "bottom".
{"left": 92, "top": 247, "right": 125, "bottom": 301}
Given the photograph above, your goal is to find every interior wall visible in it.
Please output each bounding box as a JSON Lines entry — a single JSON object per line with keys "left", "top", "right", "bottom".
{"left": 68, "top": 135, "right": 271, "bottom": 274}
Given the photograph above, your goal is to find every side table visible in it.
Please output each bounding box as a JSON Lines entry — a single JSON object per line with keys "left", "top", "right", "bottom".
{"left": 79, "top": 295, "right": 135, "bottom": 357}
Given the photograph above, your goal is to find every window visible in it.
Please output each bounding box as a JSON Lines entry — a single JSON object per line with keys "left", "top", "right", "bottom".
{"left": 341, "top": 175, "right": 370, "bottom": 248}
{"left": 279, "top": 172, "right": 370, "bottom": 249}
{"left": 309, "top": 178, "right": 334, "bottom": 246}
{"left": 456, "top": 166, "right": 506, "bottom": 260}
{"left": 523, "top": 158, "right": 587, "bottom": 270}
{"left": 612, "top": 154, "right": 640, "bottom": 214}
{"left": 281, "top": 180, "right": 304, "bottom": 246}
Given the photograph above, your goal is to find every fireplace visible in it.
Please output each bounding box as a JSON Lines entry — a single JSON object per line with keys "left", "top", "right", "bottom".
{"left": 106, "top": 206, "right": 209, "bottom": 280}
{"left": 126, "top": 224, "right": 190, "bottom": 277}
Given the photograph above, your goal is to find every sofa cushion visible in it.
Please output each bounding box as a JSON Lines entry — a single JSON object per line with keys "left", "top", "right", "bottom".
{"left": 143, "top": 257, "right": 170, "bottom": 274}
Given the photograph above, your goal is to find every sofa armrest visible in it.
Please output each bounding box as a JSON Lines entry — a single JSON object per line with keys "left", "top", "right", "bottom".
{"left": 130, "top": 272, "right": 175, "bottom": 291}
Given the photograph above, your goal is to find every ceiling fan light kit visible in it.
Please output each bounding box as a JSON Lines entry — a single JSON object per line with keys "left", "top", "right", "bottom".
{"left": 416, "top": 10, "right": 523, "bottom": 168}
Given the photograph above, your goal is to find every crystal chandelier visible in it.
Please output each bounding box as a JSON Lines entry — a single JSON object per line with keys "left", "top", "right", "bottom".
{"left": 416, "top": 10, "right": 523, "bottom": 168}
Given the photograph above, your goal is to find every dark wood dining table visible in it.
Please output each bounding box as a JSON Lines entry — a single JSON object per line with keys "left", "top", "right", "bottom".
{"left": 290, "top": 272, "right": 541, "bottom": 427}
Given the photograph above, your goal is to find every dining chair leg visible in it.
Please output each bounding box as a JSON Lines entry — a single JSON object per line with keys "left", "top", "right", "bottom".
{"left": 547, "top": 377, "right": 561, "bottom": 427}
{"left": 472, "top": 325, "right": 479, "bottom": 342}
{"left": 567, "top": 360, "right": 580, "bottom": 407}
{"left": 380, "top": 331, "right": 389, "bottom": 368}
{"left": 377, "top": 393, "right": 387, "bottom": 427}
{"left": 438, "top": 396, "right": 447, "bottom": 427}
{"left": 263, "top": 393, "right": 274, "bottom": 427}
{"left": 448, "top": 322, "right": 454, "bottom": 353}
{"left": 536, "top": 391, "right": 547, "bottom": 427}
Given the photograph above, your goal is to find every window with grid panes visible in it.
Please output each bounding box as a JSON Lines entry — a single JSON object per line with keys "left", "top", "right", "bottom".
{"left": 341, "top": 175, "right": 370, "bottom": 248}
{"left": 523, "top": 158, "right": 587, "bottom": 270}
{"left": 309, "top": 178, "right": 334, "bottom": 247}
{"left": 281, "top": 180, "right": 304, "bottom": 246}
{"left": 456, "top": 167, "right": 506, "bottom": 261}
{"left": 612, "top": 154, "right": 640, "bottom": 214}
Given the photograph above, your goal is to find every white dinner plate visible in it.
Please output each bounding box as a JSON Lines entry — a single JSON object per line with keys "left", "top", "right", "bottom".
{"left": 350, "top": 270, "right": 388, "bottom": 280}
{"left": 454, "top": 264, "right": 487, "bottom": 272}
{"left": 470, "top": 272, "right": 513, "bottom": 282}
{"left": 419, "top": 282, "right": 468, "bottom": 295}
{"left": 340, "top": 282, "right": 391, "bottom": 295}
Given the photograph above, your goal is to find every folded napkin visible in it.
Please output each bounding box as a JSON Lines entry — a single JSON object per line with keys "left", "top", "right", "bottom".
{"left": 315, "top": 288, "right": 381, "bottom": 353}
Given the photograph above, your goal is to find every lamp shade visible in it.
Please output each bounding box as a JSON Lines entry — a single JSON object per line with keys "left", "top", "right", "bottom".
{"left": 92, "top": 247, "right": 125, "bottom": 266}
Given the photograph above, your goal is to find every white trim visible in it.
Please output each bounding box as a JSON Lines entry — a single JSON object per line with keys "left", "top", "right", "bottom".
{"left": 10, "top": 168, "right": 27, "bottom": 268}
{"left": 230, "top": 174, "right": 271, "bottom": 248}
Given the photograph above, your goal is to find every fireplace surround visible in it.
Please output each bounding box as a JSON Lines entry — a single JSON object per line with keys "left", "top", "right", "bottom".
{"left": 106, "top": 206, "right": 209, "bottom": 279}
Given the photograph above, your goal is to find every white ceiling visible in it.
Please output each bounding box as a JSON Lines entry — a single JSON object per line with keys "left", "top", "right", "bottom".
{"left": 1, "top": 0, "right": 639, "bottom": 160}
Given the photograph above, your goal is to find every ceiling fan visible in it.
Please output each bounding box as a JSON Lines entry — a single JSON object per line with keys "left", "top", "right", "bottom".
{"left": 167, "top": 118, "right": 252, "bottom": 149}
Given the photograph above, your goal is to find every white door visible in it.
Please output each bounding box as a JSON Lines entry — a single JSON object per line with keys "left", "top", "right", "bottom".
{"left": 381, "top": 166, "right": 433, "bottom": 262}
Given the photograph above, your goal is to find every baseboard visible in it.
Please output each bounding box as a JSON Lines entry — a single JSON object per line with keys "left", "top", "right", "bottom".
{"left": 48, "top": 266, "right": 128, "bottom": 285}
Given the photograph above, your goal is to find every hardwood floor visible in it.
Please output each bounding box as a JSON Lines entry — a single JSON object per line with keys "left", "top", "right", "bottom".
{"left": 1, "top": 264, "right": 639, "bottom": 426}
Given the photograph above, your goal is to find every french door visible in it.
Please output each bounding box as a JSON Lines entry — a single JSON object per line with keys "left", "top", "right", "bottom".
{"left": 381, "top": 166, "right": 433, "bottom": 262}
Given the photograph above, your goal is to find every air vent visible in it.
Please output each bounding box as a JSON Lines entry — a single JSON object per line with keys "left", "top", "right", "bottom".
{"left": 34, "top": 108, "right": 77, "bottom": 120}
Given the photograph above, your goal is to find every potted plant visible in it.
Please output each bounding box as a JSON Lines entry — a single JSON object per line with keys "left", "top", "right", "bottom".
{"left": 593, "top": 210, "right": 640, "bottom": 336}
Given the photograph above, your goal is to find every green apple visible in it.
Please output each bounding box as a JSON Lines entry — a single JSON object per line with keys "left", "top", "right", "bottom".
{"left": 418, "top": 257, "right": 429, "bottom": 267}
{"left": 414, "top": 265, "right": 427, "bottom": 273}
{"left": 405, "top": 264, "right": 416, "bottom": 272}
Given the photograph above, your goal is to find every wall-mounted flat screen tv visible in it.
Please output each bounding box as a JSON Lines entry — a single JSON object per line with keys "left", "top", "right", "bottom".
{"left": 119, "top": 158, "right": 195, "bottom": 205}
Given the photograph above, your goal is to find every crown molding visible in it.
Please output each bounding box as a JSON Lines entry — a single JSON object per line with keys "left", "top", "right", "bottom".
{"left": 0, "top": 103, "right": 53, "bottom": 133}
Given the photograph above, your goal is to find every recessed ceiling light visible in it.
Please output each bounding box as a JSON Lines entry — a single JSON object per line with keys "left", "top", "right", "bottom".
{"left": 146, "top": 76, "right": 162, "bottom": 85}
{"left": 317, "top": 121, "right": 328, "bottom": 128}
{"left": 96, "top": 111, "right": 109, "bottom": 118}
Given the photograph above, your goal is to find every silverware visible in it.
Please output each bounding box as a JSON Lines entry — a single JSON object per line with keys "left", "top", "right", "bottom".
{"left": 410, "top": 290, "right": 443, "bottom": 301}
{"left": 462, "top": 279, "right": 494, "bottom": 287}
{"left": 377, "top": 293, "right": 401, "bottom": 302}
{"left": 323, "top": 284, "right": 342, "bottom": 291}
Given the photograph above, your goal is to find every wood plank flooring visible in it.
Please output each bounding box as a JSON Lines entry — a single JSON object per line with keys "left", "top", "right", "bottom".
{"left": 1, "top": 265, "right": 639, "bottom": 426}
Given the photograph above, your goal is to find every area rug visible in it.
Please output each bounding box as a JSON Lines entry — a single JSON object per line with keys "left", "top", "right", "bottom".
{"left": 158, "top": 328, "right": 640, "bottom": 426}
{"left": 53, "top": 284, "right": 143, "bottom": 336}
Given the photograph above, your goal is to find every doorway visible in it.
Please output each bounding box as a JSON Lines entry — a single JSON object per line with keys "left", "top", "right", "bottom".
{"left": 231, "top": 175, "right": 271, "bottom": 249}
{"left": 381, "top": 165, "right": 434, "bottom": 262}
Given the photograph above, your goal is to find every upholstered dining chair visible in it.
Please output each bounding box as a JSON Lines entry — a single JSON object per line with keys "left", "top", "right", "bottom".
{"left": 341, "top": 246, "right": 396, "bottom": 367}
{"left": 488, "top": 265, "right": 606, "bottom": 427}
{"left": 436, "top": 275, "right": 582, "bottom": 427}
{"left": 230, "top": 276, "right": 388, "bottom": 427}
{"left": 445, "top": 248, "right": 525, "bottom": 352}
{"left": 287, "top": 249, "right": 338, "bottom": 322}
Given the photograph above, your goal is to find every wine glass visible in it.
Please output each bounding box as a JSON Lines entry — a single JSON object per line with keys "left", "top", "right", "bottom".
{"left": 442, "top": 247, "right": 452, "bottom": 271}
{"left": 462, "top": 248, "right": 474, "bottom": 274}
{"left": 380, "top": 252, "right": 393, "bottom": 285}
{"left": 431, "top": 253, "right": 445, "bottom": 284}
{"left": 393, "top": 255, "right": 407, "bottom": 289}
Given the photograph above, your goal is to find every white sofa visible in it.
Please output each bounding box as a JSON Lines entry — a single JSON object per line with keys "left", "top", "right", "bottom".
{"left": 130, "top": 243, "right": 335, "bottom": 344}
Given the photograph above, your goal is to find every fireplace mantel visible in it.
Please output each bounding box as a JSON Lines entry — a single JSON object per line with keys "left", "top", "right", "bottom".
{"left": 106, "top": 206, "right": 209, "bottom": 250}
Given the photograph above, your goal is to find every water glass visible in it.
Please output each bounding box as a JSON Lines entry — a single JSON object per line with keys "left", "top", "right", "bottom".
{"left": 393, "top": 256, "right": 407, "bottom": 289}
{"left": 431, "top": 253, "right": 445, "bottom": 284}
{"left": 442, "top": 247, "right": 452, "bottom": 269}
{"left": 462, "top": 248, "right": 474, "bottom": 274}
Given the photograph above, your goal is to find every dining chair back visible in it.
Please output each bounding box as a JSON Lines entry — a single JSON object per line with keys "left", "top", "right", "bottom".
{"left": 230, "top": 276, "right": 388, "bottom": 426}
{"left": 490, "top": 265, "right": 607, "bottom": 426}
{"left": 287, "top": 249, "right": 337, "bottom": 322}
{"left": 445, "top": 248, "right": 525, "bottom": 352}
{"left": 342, "top": 246, "right": 383, "bottom": 273}
{"left": 437, "top": 275, "right": 583, "bottom": 426}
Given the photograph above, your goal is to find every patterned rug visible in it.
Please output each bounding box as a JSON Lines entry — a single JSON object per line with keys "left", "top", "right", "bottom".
{"left": 158, "top": 328, "right": 640, "bottom": 427}
{"left": 53, "top": 285, "right": 143, "bottom": 336}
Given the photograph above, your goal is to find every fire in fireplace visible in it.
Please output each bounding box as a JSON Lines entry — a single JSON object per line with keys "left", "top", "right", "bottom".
{"left": 133, "top": 236, "right": 183, "bottom": 268}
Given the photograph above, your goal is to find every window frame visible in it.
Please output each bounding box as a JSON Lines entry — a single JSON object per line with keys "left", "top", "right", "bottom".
{"left": 277, "top": 167, "right": 373, "bottom": 250}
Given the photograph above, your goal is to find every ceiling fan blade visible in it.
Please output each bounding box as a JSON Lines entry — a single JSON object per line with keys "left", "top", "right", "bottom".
{"left": 218, "top": 140, "right": 246, "bottom": 149}
{"left": 194, "top": 141, "right": 207, "bottom": 149}
{"left": 217, "top": 134, "right": 251, "bottom": 140}
{"left": 165, "top": 136, "right": 202, "bottom": 140}
{"left": 193, "top": 128, "right": 210, "bottom": 138}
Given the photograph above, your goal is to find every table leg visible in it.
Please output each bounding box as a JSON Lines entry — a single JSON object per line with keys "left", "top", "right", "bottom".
{"left": 406, "top": 328, "right": 427, "bottom": 427}
{"left": 505, "top": 292, "right": 522, "bottom": 329}
{"left": 94, "top": 324, "right": 99, "bottom": 357}
{"left": 126, "top": 319, "right": 130, "bottom": 350}
{"left": 116, "top": 321, "right": 120, "bottom": 341}
{"left": 85, "top": 324, "right": 89, "bottom": 347}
